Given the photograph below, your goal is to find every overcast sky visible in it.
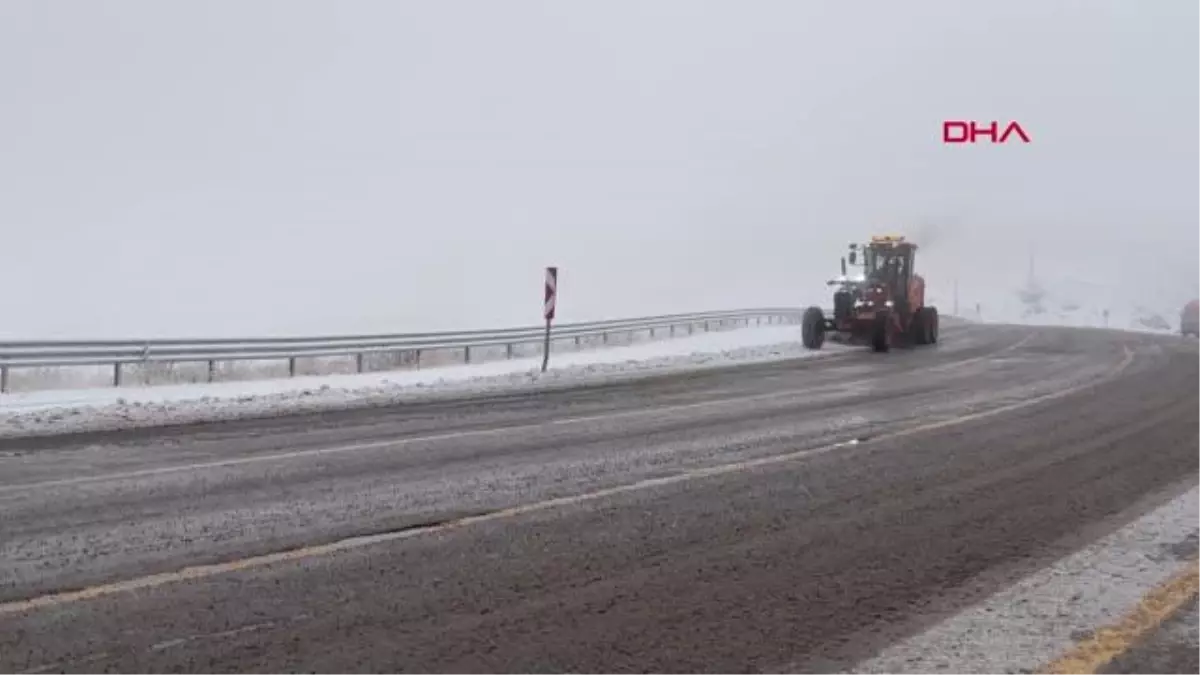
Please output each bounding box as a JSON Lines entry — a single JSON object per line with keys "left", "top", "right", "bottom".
{"left": 2, "top": 0, "right": 1196, "bottom": 337}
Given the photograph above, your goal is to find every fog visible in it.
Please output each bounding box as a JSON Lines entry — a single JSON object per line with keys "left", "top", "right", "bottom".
{"left": 2, "top": 0, "right": 1196, "bottom": 338}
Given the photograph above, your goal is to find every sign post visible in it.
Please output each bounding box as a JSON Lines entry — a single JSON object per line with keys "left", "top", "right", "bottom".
{"left": 542, "top": 266, "right": 557, "bottom": 373}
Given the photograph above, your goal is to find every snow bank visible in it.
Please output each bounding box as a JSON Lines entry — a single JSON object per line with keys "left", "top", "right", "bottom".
{"left": 0, "top": 325, "right": 851, "bottom": 439}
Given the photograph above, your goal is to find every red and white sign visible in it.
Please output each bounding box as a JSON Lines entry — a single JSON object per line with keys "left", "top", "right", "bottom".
{"left": 544, "top": 266, "right": 558, "bottom": 320}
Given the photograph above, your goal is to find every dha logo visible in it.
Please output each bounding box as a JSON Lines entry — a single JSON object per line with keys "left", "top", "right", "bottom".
{"left": 943, "top": 121, "right": 1031, "bottom": 144}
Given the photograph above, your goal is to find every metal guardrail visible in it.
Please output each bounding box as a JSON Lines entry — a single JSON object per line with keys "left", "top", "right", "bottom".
{"left": 0, "top": 308, "right": 808, "bottom": 392}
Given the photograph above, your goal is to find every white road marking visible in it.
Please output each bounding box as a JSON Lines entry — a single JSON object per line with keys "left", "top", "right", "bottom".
{"left": 925, "top": 332, "right": 1035, "bottom": 372}
{"left": 150, "top": 622, "right": 275, "bottom": 652}
{"left": 21, "top": 651, "right": 112, "bottom": 674}
{"left": 20, "top": 614, "right": 313, "bottom": 673}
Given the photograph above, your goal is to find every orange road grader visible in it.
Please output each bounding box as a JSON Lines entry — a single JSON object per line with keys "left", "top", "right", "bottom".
{"left": 802, "top": 235, "right": 939, "bottom": 353}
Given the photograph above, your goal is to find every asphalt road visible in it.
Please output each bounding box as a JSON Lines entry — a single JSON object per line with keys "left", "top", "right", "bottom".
{"left": 0, "top": 322, "right": 1195, "bottom": 673}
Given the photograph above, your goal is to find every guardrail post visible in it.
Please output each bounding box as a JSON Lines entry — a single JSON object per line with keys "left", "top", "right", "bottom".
{"left": 113, "top": 363, "right": 122, "bottom": 387}
{"left": 464, "top": 346, "right": 471, "bottom": 364}
{"left": 574, "top": 336, "right": 581, "bottom": 348}
{"left": 207, "top": 360, "right": 216, "bottom": 383}
{"left": 704, "top": 320, "right": 710, "bottom": 332}
{"left": 506, "top": 344, "right": 514, "bottom": 359}
{"left": 602, "top": 332, "right": 608, "bottom": 345}
{"left": 415, "top": 349, "right": 422, "bottom": 370}
{"left": 356, "top": 353, "right": 365, "bottom": 373}
{"left": 650, "top": 327, "right": 655, "bottom": 339}
{"left": 669, "top": 325, "right": 675, "bottom": 337}
{"left": 139, "top": 343, "right": 151, "bottom": 386}
{"left": 288, "top": 357, "right": 296, "bottom": 377}
{"left": 0, "top": 365, "right": 8, "bottom": 393}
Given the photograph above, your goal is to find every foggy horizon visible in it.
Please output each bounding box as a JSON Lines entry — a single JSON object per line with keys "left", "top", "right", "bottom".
{"left": 2, "top": 0, "right": 1196, "bottom": 338}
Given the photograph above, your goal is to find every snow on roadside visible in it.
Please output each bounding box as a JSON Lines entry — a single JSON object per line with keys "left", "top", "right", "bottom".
{"left": 0, "top": 325, "right": 852, "bottom": 439}
{"left": 849, "top": 484, "right": 1200, "bottom": 674}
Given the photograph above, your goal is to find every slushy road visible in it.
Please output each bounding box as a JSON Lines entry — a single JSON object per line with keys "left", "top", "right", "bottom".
{"left": 0, "top": 323, "right": 1195, "bottom": 672}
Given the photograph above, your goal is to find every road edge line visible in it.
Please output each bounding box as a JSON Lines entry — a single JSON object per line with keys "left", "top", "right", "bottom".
{"left": 1037, "top": 559, "right": 1199, "bottom": 674}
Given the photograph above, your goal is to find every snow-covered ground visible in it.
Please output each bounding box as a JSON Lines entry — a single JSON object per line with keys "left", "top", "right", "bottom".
{"left": 850, "top": 484, "right": 1200, "bottom": 674}
{"left": 0, "top": 325, "right": 852, "bottom": 439}
{"left": 951, "top": 275, "right": 1190, "bottom": 335}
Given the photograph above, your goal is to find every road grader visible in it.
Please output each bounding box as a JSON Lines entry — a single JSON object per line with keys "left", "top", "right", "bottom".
{"left": 801, "top": 235, "right": 939, "bottom": 353}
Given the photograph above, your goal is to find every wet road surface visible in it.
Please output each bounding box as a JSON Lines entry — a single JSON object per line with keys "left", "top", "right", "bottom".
{"left": 0, "top": 323, "right": 1196, "bottom": 672}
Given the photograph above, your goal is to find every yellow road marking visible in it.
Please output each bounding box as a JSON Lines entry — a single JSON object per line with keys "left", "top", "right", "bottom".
{"left": 0, "top": 343, "right": 1133, "bottom": 617}
{"left": 1039, "top": 559, "right": 1199, "bottom": 674}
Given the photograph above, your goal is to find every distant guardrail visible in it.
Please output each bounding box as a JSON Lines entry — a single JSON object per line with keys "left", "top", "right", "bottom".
{"left": 0, "top": 308, "right": 809, "bottom": 392}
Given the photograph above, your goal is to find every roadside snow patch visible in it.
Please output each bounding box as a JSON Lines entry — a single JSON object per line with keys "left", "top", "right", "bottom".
{"left": 0, "top": 326, "right": 851, "bottom": 439}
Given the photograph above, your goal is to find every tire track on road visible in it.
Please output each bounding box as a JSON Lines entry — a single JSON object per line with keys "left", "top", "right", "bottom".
{"left": 0, "top": 343, "right": 1133, "bottom": 618}
{"left": 0, "top": 330, "right": 1036, "bottom": 494}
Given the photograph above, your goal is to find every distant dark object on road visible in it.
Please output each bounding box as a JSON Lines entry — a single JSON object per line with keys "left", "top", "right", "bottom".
{"left": 1180, "top": 300, "right": 1199, "bottom": 336}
